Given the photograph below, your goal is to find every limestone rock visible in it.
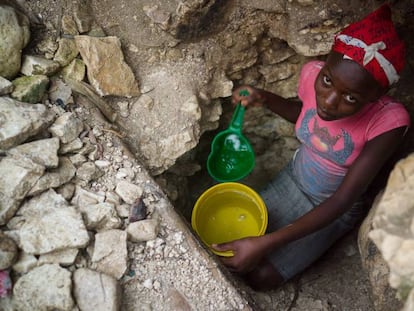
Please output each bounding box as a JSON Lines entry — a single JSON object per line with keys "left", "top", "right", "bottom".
{"left": 0, "top": 156, "right": 45, "bottom": 225}
{"left": 75, "top": 35, "right": 139, "bottom": 97}
{"left": 92, "top": 229, "right": 128, "bottom": 279}
{"left": 11, "top": 74, "right": 50, "bottom": 104}
{"left": 73, "top": 0, "right": 94, "bottom": 33}
{"left": 60, "top": 137, "right": 84, "bottom": 154}
{"left": 38, "top": 248, "right": 79, "bottom": 266}
{"left": 12, "top": 252, "right": 38, "bottom": 274}
{"left": 369, "top": 153, "right": 414, "bottom": 309}
{"left": 73, "top": 268, "right": 121, "bottom": 311}
{"left": 53, "top": 38, "right": 79, "bottom": 67}
{"left": 28, "top": 157, "right": 76, "bottom": 196}
{"left": 0, "top": 98, "right": 54, "bottom": 149}
{"left": 115, "top": 180, "right": 143, "bottom": 205}
{"left": 0, "top": 76, "right": 13, "bottom": 95}
{"left": 62, "top": 14, "right": 79, "bottom": 36}
{"left": 0, "top": 231, "right": 18, "bottom": 269}
{"left": 359, "top": 192, "right": 403, "bottom": 311}
{"left": 76, "top": 161, "right": 104, "bottom": 183}
{"left": 18, "top": 189, "right": 89, "bottom": 255}
{"left": 61, "top": 58, "right": 86, "bottom": 82}
{"left": 0, "top": 5, "right": 30, "bottom": 79}
{"left": 71, "top": 185, "right": 106, "bottom": 207}
{"left": 48, "top": 78, "right": 73, "bottom": 107}
{"left": 127, "top": 218, "right": 160, "bottom": 242}
{"left": 79, "top": 202, "right": 122, "bottom": 232}
{"left": 13, "top": 264, "right": 74, "bottom": 311}
{"left": 7, "top": 137, "right": 60, "bottom": 168}
{"left": 20, "top": 55, "right": 61, "bottom": 76}
{"left": 49, "top": 112, "right": 84, "bottom": 144}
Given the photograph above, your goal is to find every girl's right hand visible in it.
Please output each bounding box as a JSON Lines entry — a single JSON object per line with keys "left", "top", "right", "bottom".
{"left": 232, "top": 85, "right": 265, "bottom": 108}
{"left": 212, "top": 236, "right": 267, "bottom": 274}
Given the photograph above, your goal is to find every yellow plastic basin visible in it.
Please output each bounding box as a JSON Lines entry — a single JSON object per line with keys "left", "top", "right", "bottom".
{"left": 191, "top": 182, "right": 268, "bottom": 257}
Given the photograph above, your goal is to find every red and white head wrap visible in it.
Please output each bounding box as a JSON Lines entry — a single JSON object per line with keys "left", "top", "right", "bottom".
{"left": 332, "top": 4, "right": 405, "bottom": 88}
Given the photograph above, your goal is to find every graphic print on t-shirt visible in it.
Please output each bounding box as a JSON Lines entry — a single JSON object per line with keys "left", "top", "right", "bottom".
{"left": 297, "top": 109, "right": 354, "bottom": 165}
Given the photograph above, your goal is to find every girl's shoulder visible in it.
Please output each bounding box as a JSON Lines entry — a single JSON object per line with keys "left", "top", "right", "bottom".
{"left": 365, "top": 95, "right": 411, "bottom": 139}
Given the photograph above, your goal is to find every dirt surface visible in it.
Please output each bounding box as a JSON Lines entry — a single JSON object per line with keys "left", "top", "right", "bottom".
{"left": 7, "top": 0, "right": 392, "bottom": 310}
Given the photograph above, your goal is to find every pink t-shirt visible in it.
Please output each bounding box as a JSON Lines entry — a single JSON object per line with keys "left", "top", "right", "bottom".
{"left": 292, "top": 61, "right": 410, "bottom": 203}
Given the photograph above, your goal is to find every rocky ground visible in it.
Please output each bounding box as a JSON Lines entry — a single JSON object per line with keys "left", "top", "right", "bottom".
{"left": 1, "top": 0, "right": 414, "bottom": 310}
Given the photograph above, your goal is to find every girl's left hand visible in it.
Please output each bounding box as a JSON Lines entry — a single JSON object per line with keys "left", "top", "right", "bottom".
{"left": 211, "top": 236, "right": 267, "bottom": 274}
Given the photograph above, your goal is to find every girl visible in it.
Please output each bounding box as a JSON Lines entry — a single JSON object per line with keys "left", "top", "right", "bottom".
{"left": 212, "top": 4, "right": 410, "bottom": 290}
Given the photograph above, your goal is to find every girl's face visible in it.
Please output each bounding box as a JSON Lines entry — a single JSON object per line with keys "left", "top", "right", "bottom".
{"left": 314, "top": 51, "right": 385, "bottom": 121}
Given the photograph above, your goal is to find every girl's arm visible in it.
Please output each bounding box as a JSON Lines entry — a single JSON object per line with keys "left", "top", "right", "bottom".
{"left": 232, "top": 85, "right": 302, "bottom": 123}
{"left": 215, "top": 126, "right": 407, "bottom": 273}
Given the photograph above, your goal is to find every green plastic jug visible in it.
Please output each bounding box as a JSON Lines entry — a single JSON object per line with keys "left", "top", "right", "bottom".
{"left": 207, "top": 91, "right": 255, "bottom": 182}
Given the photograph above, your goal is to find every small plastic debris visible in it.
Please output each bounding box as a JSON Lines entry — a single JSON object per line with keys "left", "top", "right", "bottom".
{"left": 0, "top": 270, "right": 12, "bottom": 298}
{"left": 129, "top": 198, "right": 147, "bottom": 223}
{"left": 55, "top": 98, "right": 66, "bottom": 108}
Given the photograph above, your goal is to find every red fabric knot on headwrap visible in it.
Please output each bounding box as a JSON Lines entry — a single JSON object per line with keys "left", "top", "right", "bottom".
{"left": 332, "top": 4, "right": 405, "bottom": 88}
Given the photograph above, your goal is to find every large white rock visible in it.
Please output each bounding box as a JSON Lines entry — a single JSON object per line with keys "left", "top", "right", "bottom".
{"left": 18, "top": 189, "right": 89, "bottom": 254}
{"left": 369, "top": 153, "right": 414, "bottom": 309}
{"left": 6, "top": 137, "right": 60, "bottom": 168}
{"left": 0, "top": 5, "right": 30, "bottom": 79}
{"left": 0, "top": 156, "right": 44, "bottom": 225}
{"left": 92, "top": 229, "right": 128, "bottom": 279}
{"left": 13, "top": 264, "right": 74, "bottom": 311}
{"left": 73, "top": 268, "right": 121, "bottom": 311}
{"left": 0, "top": 97, "right": 54, "bottom": 150}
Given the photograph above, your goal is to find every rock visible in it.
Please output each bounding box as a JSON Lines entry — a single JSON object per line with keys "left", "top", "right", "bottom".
{"left": 12, "top": 252, "right": 38, "bottom": 274}
{"left": 18, "top": 189, "right": 89, "bottom": 254}
{"left": 0, "top": 296, "right": 13, "bottom": 310}
{"left": 74, "top": 35, "right": 140, "bottom": 97}
{"left": 56, "top": 182, "right": 76, "bottom": 201}
{"left": 49, "top": 112, "right": 84, "bottom": 144}
{"left": 73, "top": 268, "right": 121, "bottom": 311}
{"left": 38, "top": 248, "right": 79, "bottom": 266}
{"left": 62, "top": 14, "right": 79, "bottom": 36}
{"left": 60, "top": 138, "right": 84, "bottom": 155}
{"left": 86, "top": 22, "right": 107, "bottom": 37}
{"left": 369, "top": 153, "right": 414, "bottom": 309}
{"left": 48, "top": 78, "right": 73, "bottom": 107}
{"left": 20, "top": 55, "right": 61, "bottom": 76}
{"left": 71, "top": 185, "right": 106, "bottom": 206}
{"left": 358, "top": 191, "right": 403, "bottom": 311}
{"left": 0, "top": 156, "right": 45, "bottom": 225}
{"left": 73, "top": 0, "right": 94, "bottom": 33}
{"left": 53, "top": 38, "right": 79, "bottom": 67}
{"left": 126, "top": 218, "right": 160, "bottom": 242}
{"left": 76, "top": 161, "right": 104, "bottom": 182}
{"left": 0, "top": 5, "right": 30, "bottom": 79}
{"left": 28, "top": 156, "right": 77, "bottom": 196}
{"left": 13, "top": 264, "right": 74, "bottom": 311}
{"left": 259, "top": 62, "right": 299, "bottom": 83}
{"left": 165, "top": 288, "right": 192, "bottom": 311}
{"left": 6, "top": 137, "right": 60, "bottom": 168}
{"left": 11, "top": 74, "right": 49, "bottom": 104}
{"left": 0, "top": 97, "right": 53, "bottom": 148}
{"left": 60, "top": 58, "right": 86, "bottom": 82}
{"left": 0, "top": 76, "right": 13, "bottom": 95}
{"left": 207, "top": 73, "right": 233, "bottom": 99}
{"left": 0, "top": 231, "right": 18, "bottom": 269}
{"left": 79, "top": 202, "right": 122, "bottom": 231}
{"left": 115, "top": 180, "right": 143, "bottom": 204}
{"left": 92, "top": 229, "right": 128, "bottom": 279}
{"left": 36, "top": 36, "right": 59, "bottom": 60}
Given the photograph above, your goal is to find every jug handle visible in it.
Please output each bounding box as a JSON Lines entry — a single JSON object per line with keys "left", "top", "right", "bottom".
{"left": 229, "top": 90, "right": 249, "bottom": 132}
